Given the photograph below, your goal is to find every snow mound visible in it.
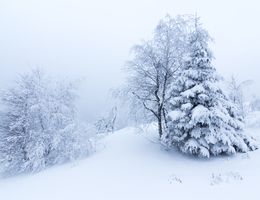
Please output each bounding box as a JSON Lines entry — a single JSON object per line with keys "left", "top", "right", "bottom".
{"left": 0, "top": 126, "right": 260, "bottom": 200}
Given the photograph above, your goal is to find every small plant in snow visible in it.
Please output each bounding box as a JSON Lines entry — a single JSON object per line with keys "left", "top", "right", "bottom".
{"left": 168, "top": 174, "right": 183, "bottom": 184}
{"left": 210, "top": 172, "right": 243, "bottom": 186}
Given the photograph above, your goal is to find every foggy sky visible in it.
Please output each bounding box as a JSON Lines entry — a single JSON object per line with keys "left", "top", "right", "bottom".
{"left": 0, "top": 0, "right": 260, "bottom": 122}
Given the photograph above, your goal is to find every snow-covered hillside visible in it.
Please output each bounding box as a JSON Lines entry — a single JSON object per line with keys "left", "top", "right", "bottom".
{"left": 0, "top": 126, "right": 259, "bottom": 200}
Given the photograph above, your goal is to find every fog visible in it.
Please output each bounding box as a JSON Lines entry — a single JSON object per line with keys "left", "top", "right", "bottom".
{"left": 0, "top": 0, "right": 260, "bottom": 122}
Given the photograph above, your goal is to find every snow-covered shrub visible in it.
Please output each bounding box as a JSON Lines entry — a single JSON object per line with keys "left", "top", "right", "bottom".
{"left": 0, "top": 69, "right": 94, "bottom": 175}
{"left": 163, "top": 19, "right": 258, "bottom": 157}
{"left": 95, "top": 106, "right": 117, "bottom": 134}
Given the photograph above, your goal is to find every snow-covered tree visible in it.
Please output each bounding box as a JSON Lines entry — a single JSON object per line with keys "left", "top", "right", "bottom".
{"left": 250, "top": 96, "right": 260, "bottom": 112}
{"left": 123, "top": 15, "right": 192, "bottom": 138}
{"left": 0, "top": 69, "right": 93, "bottom": 175}
{"left": 227, "top": 76, "right": 253, "bottom": 118}
{"left": 164, "top": 18, "right": 258, "bottom": 157}
{"left": 95, "top": 106, "right": 118, "bottom": 134}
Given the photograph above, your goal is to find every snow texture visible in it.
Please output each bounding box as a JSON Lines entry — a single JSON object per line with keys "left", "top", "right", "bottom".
{"left": 0, "top": 126, "right": 259, "bottom": 200}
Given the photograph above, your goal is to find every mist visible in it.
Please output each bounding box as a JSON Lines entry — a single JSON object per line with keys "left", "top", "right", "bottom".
{"left": 1, "top": 0, "right": 260, "bottom": 122}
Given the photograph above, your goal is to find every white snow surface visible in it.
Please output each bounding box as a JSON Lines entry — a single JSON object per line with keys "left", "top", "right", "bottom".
{"left": 0, "top": 125, "right": 259, "bottom": 200}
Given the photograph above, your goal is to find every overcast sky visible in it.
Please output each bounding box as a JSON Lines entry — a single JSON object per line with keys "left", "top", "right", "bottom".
{"left": 0, "top": 0, "right": 259, "bottom": 122}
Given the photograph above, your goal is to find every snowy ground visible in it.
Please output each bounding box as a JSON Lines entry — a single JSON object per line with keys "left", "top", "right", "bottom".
{"left": 0, "top": 125, "right": 259, "bottom": 200}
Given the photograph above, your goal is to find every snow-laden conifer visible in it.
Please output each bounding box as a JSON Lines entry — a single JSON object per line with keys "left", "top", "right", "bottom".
{"left": 164, "top": 18, "right": 258, "bottom": 157}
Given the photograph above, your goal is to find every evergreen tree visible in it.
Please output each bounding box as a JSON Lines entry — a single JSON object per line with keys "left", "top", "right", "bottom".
{"left": 164, "top": 18, "right": 258, "bottom": 157}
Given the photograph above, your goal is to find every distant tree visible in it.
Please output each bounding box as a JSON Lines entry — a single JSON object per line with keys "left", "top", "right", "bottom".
{"left": 95, "top": 106, "right": 118, "bottom": 134}
{"left": 228, "top": 76, "right": 253, "bottom": 118}
{"left": 164, "top": 17, "right": 258, "bottom": 157}
{"left": 0, "top": 69, "right": 93, "bottom": 175}
{"left": 124, "top": 15, "right": 192, "bottom": 138}
{"left": 250, "top": 96, "right": 260, "bottom": 112}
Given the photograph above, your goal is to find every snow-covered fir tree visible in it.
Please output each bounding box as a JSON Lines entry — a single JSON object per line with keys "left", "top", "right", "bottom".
{"left": 0, "top": 69, "right": 94, "bottom": 175}
{"left": 163, "top": 18, "right": 258, "bottom": 157}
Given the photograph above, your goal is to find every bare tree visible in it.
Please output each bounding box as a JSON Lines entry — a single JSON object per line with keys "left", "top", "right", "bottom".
{"left": 124, "top": 15, "right": 192, "bottom": 138}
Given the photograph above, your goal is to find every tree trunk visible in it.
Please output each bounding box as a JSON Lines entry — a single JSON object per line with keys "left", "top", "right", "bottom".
{"left": 162, "top": 107, "right": 168, "bottom": 129}
{"left": 157, "top": 109, "right": 163, "bottom": 139}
